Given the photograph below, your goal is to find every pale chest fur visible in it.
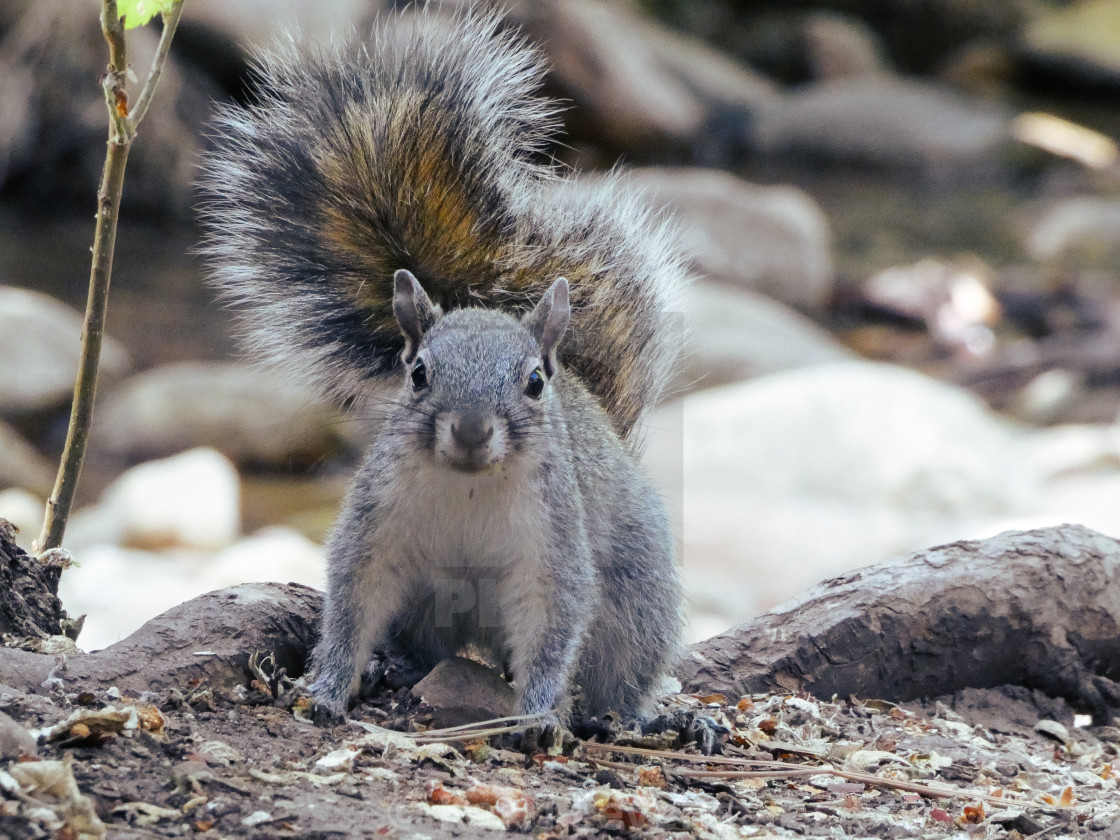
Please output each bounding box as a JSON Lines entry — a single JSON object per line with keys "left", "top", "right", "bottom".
{"left": 371, "top": 457, "right": 551, "bottom": 575}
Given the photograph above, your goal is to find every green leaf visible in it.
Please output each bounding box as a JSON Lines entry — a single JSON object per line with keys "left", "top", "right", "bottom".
{"left": 119, "top": 0, "right": 176, "bottom": 29}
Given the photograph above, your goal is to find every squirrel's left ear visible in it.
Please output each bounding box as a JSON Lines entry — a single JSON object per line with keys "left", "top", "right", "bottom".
{"left": 392, "top": 269, "right": 438, "bottom": 364}
{"left": 524, "top": 277, "right": 570, "bottom": 378}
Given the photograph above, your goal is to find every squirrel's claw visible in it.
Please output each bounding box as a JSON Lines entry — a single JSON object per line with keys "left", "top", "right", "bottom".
{"left": 642, "top": 710, "right": 731, "bottom": 755}
{"left": 517, "top": 723, "right": 576, "bottom": 756}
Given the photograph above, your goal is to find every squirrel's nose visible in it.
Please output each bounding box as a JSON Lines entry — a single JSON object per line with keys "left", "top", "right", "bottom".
{"left": 450, "top": 414, "right": 495, "bottom": 449}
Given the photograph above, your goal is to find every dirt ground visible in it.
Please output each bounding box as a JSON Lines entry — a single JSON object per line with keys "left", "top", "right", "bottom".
{"left": 2, "top": 669, "right": 1119, "bottom": 839}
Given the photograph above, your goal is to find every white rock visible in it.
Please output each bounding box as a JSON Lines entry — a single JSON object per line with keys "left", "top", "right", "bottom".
{"left": 58, "top": 527, "right": 326, "bottom": 651}
{"left": 683, "top": 361, "right": 1039, "bottom": 513}
{"left": 645, "top": 361, "right": 1045, "bottom": 638}
{"left": 673, "top": 283, "right": 853, "bottom": 394}
{"left": 0, "top": 287, "right": 129, "bottom": 415}
{"left": 100, "top": 448, "right": 240, "bottom": 551}
{"left": 57, "top": 544, "right": 189, "bottom": 649}
{"left": 206, "top": 527, "right": 324, "bottom": 590}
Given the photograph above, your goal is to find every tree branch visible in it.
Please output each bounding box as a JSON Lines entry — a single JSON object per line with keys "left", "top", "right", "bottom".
{"left": 37, "top": 0, "right": 183, "bottom": 552}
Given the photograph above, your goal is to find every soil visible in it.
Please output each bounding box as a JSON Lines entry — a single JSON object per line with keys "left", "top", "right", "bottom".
{"left": 2, "top": 671, "right": 1119, "bottom": 839}
{"left": 3, "top": 524, "right": 1120, "bottom": 838}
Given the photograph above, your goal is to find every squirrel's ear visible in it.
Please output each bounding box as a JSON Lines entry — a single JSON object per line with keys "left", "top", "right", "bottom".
{"left": 524, "top": 277, "right": 570, "bottom": 378}
{"left": 393, "top": 269, "right": 438, "bottom": 364}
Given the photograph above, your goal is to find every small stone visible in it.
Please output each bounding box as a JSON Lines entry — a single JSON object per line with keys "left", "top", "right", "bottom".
{"left": 241, "top": 810, "right": 272, "bottom": 826}
{"left": 414, "top": 657, "right": 515, "bottom": 726}
{"left": 1034, "top": 719, "right": 1070, "bottom": 743}
{"left": 0, "top": 710, "right": 36, "bottom": 759}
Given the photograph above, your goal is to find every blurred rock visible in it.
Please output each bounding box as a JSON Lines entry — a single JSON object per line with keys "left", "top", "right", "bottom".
{"left": 644, "top": 361, "right": 1044, "bottom": 638}
{"left": 509, "top": 0, "right": 776, "bottom": 159}
{"left": 0, "top": 420, "right": 53, "bottom": 496}
{"left": 414, "top": 657, "right": 515, "bottom": 727}
{"left": 0, "top": 488, "right": 43, "bottom": 551}
{"left": 184, "top": 0, "right": 372, "bottom": 50}
{"left": 0, "top": 710, "right": 36, "bottom": 759}
{"left": 752, "top": 76, "right": 1012, "bottom": 177}
{"left": 628, "top": 167, "right": 833, "bottom": 310}
{"left": 864, "top": 258, "right": 999, "bottom": 355}
{"left": 1020, "top": 0, "right": 1120, "bottom": 90}
{"left": 673, "top": 283, "right": 853, "bottom": 396}
{"left": 0, "top": 0, "right": 215, "bottom": 216}
{"left": 685, "top": 360, "right": 1039, "bottom": 513}
{"left": 91, "top": 361, "right": 344, "bottom": 468}
{"left": 0, "top": 287, "right": 130, "bottom": 416}
{"left": 207, "top": 526, "right": 324, "bottom": 591}
{"left": 803, "top": 11, "right": 888, "bottom": 80}
{"left": 1026, "top": 196, "right": 1120, "bottom": 267}
{"left": 58, "top": 525, "right": 324, "bottom": 651}
{"left": 92, "top": 448, "right": 241, "bottom": 552}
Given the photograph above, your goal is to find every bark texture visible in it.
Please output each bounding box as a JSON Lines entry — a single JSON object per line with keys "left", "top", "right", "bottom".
{"left": 678, "top": 524, "right": 1120, "bottom": 721}
{"left": 0, "top": 581, "right": 320, "bottom": 698}
{"left": 2, "top": 524, "right": 1118, "bottom": 719}
{"left": 0, "top": 522, "right": 65, "bottom": 639}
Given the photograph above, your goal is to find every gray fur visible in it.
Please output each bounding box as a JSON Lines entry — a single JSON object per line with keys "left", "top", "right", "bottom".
{"left": 310, "top": 287, "right": 681, "bottom": 722}
{"left": 197, "top": 9, "right": 688, "bottom": 441}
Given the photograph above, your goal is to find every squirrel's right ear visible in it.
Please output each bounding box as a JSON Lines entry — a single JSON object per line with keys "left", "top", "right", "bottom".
{"left": 392, "top": 269, "right": 438, "bottom": 364}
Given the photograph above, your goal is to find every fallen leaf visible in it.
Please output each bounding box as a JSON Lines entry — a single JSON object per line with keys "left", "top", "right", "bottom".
{"left": 961, "top": 802, "right": 985, "bottom": 824}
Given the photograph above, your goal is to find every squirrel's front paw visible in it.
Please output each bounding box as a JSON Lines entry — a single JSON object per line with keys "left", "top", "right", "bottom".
{"left": 308, "top": 679, "right": 349, "bottom": 727}
{"left": 642, "top": 710, "right": 730, "bottom": 755}
{"left": 312, "top": 700, "right": 347, "bottom": 727}
{"left": 517, "top": 723, "right": 576, "bottom": 756}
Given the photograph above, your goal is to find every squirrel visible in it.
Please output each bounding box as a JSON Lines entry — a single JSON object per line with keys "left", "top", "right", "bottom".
{"left": 197, "top": 10, "right": 688, "bottom": 725}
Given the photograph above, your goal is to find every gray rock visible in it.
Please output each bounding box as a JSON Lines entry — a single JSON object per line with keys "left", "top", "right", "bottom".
{"left": 673, "top": 283, "right": 853, "bottom": 396}
{"left": 0, "top": 420, "right": 53, "bottom": 496}
{"left": 509, "top": 0, "right": 776, "bottom": 156}
{"left": 0, "top": 709, "right": 36, "bottom": 759}
{"left": 0, "top": 287, "right": 130, "bottom": 416}
{"left": 628, "top": 167, "right": 834, "bottom": 310}
{"left": 752, "top": 76, "right": 1012, "bottom": 176}
{"left": 803, "top": 11, "right": 889, "bottom": 80}
{"left": 413, "top": 657, "right": 515, "bottom": 727}
{"left": 91, "top": 362, "right": 344, "bottom": 467}
{"left": 1026, "top": 196, "right": 1120, "bottom": 267}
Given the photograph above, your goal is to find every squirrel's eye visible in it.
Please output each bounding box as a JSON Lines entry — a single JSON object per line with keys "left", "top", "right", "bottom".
{"left": 525, "top": 368, "right": 545, "bottom": 399}
{"left": 410, "top": 360, "right": 428, "bottom": 390}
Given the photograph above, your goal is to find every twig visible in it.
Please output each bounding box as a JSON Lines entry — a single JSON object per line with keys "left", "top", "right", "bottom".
{"left": 37, "top": 0, "right": 183, "bottom": 553}
{"left": 581, "top": 742, "right": 1072, "bottom": 810}
{"left": 130, "top": 0, "right": 185, "bottom": 129}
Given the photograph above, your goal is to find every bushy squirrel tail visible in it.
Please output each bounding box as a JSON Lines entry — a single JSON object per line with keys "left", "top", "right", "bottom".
{"left": 198, "top": 10, "right": 687, "bottom": 439}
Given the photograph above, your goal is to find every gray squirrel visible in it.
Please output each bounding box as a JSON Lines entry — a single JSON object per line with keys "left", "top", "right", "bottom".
{"left": 198, "top": 10, "right": 688, "bottom": 724}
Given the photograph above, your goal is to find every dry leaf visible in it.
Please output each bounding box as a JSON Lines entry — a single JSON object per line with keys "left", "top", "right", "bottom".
{"left": 961, "top": 802, "right": 985, "bottom": 823}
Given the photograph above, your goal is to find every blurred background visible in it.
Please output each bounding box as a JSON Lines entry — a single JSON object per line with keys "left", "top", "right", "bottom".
{"left": 3, "top": 0, "right": 1120, "bottom": 649}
